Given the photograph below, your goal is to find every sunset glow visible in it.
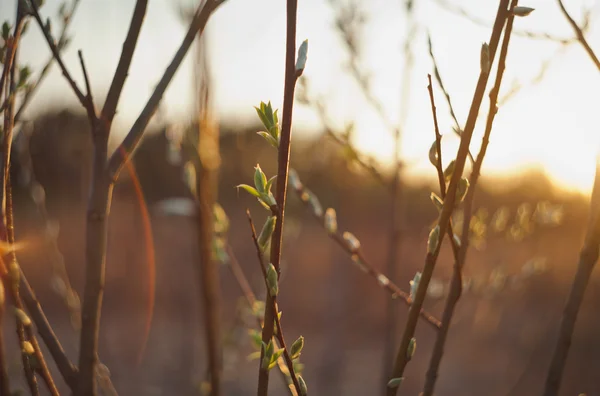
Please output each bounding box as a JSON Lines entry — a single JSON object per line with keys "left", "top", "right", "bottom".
{"left": 2, "top": 0, "right": 599, "bottom": 193}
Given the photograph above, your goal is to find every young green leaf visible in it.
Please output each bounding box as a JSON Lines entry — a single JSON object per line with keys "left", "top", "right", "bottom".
{"left": 324, "top": 208, "right": 337, "bottom": 234}
{"left": 290, "top": 336, "right": 304, "bottom": 359}
{"left": 427, "top": 225, "right": 440, "bottom": 254}
{"left": 430, "top": 192, "right": 444, "bottom": 212}
{"left": 268, "top": 349, "right": 285, "bottom": 370}
{"left": 298, "top": 375, "right": 308, "bottom": 396}
{"left": 255, "top": 104, "right": 270, "bottom": 130}
{"left": 387, "top": 377, "right": 404, "bottom": 389}
{"left": 455, "top": 177, "right": 470, "bottom": 204}
{"left": 428, "top": 141, "right": 438, "bottom": 167}
{"left": 2, "top": 22, "right": 11, "bottom": 41}
{"left": 254, "top": 164, "right": 267, "bottom": 193}
{"left": 407, "top": 337, "right": 417, "bottom": 360}
{"left": 296, "top": 39, "right": 309, "bottom": 72}
{"left": 443, "top": 160, "right": 456, "bottom": 181}
{"left": 513, "top": 6, "right": 534, "bottom": 17}
{"left": 257, "top": 131, "right": 279, "bottom": 148}
{"left": 236, "top": 184, "right": 260, "bottom": 198}
{"left": 266, "top": 263, "right": 279, "bottom": 297}
{"left": 258, "top": 216, "right": 277, "bottom": 250}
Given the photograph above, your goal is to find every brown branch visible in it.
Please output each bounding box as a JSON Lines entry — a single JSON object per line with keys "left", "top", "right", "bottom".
{"left": 543, "top": 161, "right": 600, "bottom": 396}
{"left": 386, "top": 2, "right": 511, "bottom": 393}
{"left": 77, "top": 49, "right": 97, "bottom": 126}
{"left": 28, "top": 0, "right": 88, "bottom": 108}
{"left": 226, "top": 246, "right": 257, "bottom": 307}
{"left": 426, "top": 34, "right": 475, "bottom": 164}
{"left": 433, "top": 0, "right": 576, "bottom": 44}
{"left": 556, "top": 0, "right": 600, "bottom": 71}
{"left": 14, "top": 0, "right": 82, "bottom": 124}
{"left": 194, "top": 34, "right": 223, "bottom": 394}
{"left": 289, "top": 174, "right": 441, "bottom": 329}
{"left": 107, "top": 0, "right": 226, "bottom": 181}
{"left": 0, "top": 279, "right": 9, "bottom": 396}
{"left": 100, "top": 0, "right": 148, "bottom": 125}
{"left": 226, "top": 245, "right": 298, "bottom": 395}
{"left": 422, "top": 1, "right": 518, "bottom": 393}
{"left": 246, "top": 211, "right": 303, "bottom": 396}
{"left": 257, "top": 0, "right": 300, "bottom": 393}
{"left": 20, "top": 274, "right": 79, "bottom": 388}
{"left": 2, "top": 15, "right": 59, "bottom": 395}
{"left": 78, "top": 50, "right": 94, "bottom": 109}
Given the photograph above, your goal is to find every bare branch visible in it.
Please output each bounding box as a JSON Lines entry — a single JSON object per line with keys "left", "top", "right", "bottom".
{"left": 246, "top": 211, "right": 303, "bottom": 395}
{"left": 28, "top": 0, "right": 87, "bottom": 107}
{"left": 289, "top": 172, "right": 441, "bottom": 329}
{"left": 387, "top": 1, "right": 511, "bottom": 393}
{"left": 100, "top": 0, "right": 148, "bottom": 125}
{"left": 107, "top": 0, "right": 226, "bottom": 180}
{"left": 423, "top": 0, "right": 518, "bottom": 392}
{"left": 556, "top": 0, "right": 600, "bottom": 71}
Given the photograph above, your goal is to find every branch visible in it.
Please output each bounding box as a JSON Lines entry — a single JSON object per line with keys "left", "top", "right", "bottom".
{"left": 28, "top": 0, "right": 88, "bottom": 108}
{"left": 107, "top": 0, "right": 226, "bottom": 180}
{"left": 0, "top": 271, "right": 9, "bottom": 396}
{"left": 2, "top": 15, "right": 59, "bottom": 395}
{"left": 257, "top": 0, "right": 300, "bottom": 393}
{"left": 226, "top": 246, "right": 299, "bottom": 395}
{"left": 20, "top": 275, "right": 79, "bottom": 389}
{"left": 543, "top": 160, "right": 600, "bottom": 396}
{"left": 422, "top": 1, "right": 518, "bottom": 393}
{"left": 433, "top": 0, "right": 576, "bottom": 44}
{"left": 556, "top": 0, "right": 600, "bottom": 71}
{"left": 14, "top": 0, "right": 82, "bottom": 123}
{"left": 427, "top": 34, "right": 475, "bottom": 164}
{"left": 386, "top": 1, "right": 511, "bottom": 393}
{"left": 100, "top": 0, "right": 148, "bottom": 125}
{"left": 289, "top": 170, "right": 441, "bottom": 329}
{"left": 247, "top": 211, "right": 303, "bottom": 396}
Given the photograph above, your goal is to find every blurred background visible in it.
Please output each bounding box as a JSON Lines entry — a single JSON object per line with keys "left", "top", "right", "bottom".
{"left": 2, "top": 0, "right": 600, "bottom": 394}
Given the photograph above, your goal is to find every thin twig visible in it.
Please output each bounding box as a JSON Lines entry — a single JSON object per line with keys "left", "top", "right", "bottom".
{"left": 426, "top": 34, "right": 475, "bottom": 164}
{"left": 107, "top": 0, "right": 226, "bottom": 180}
{"left": 2, "top": 14, "right": 59, "bottom": 395}
{"left": 78, "top": 50, "right": 94, "bottom": 108}
{"left": 381, "top": 4, "right": 412, "bottom": 387}
{"left": 100, "top": 0, "right": 148, "bottom": 125}
{"left": 14, "top": 0, "right": 82, "bottom": 124}
{"left": 386, "top": 2, "right": 510, "bottom": 393}
{"left": 556, "top": 0, "right": 600, "bottom": 71}
{"left": 247, "top": 211, "right": 303, "bottom": 395}
{"left": 20, "top": 274, "right": 79, "bottom": 388}
{"left": 289, "top": 173, "right": 441, "bottom": 329}
{"left": 28, "top": 0, "right": 88, "bottom": 108}
{"left": 543, "top": 161, "right": 600, "bottom": 396}
{"left": 257, "top": 0, "right": 300, "bottom": 393}
{"left": 194, "top": 30, "right": 223, "bottom": 394}
{"left": 422, "top": 1, "right": 518, "bottom": 393}
{"left": 77, "top": 49, "right": 97, "bottom": 126}
{"left": 226, "top": 245, "right": 298, "bottom": 395}
{"left": 0, "top": 272, "right": 9, "bottom": 396}
{"left": 433, "top": 0, "right": 577, "bottom": 44}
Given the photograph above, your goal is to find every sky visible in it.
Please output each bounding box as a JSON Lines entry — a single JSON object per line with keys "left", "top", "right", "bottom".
{"left": 2, "top": 0, "right": 600, "bottom": 193}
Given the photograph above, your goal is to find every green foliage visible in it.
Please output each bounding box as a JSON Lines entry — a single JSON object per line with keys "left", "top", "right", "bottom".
{"left": 255, "top": 101, "right": 280, "bottom": 148}
{"left": 290, "top": 336, "right": 304, "bottom": 360}
{"left": 266, "top": 263, "right": 278, "bottom": 297}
